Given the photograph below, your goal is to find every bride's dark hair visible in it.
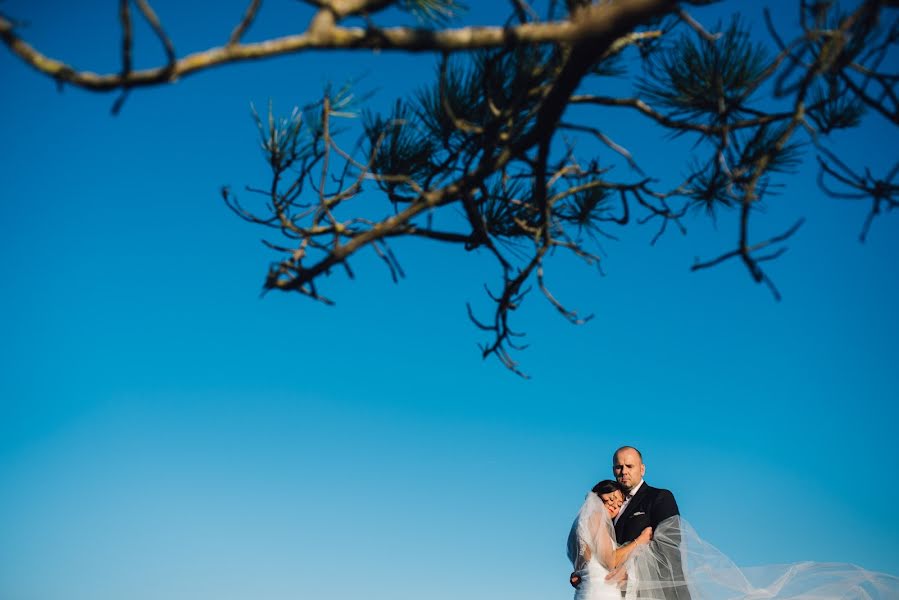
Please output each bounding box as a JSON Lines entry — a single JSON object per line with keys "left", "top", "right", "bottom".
{"left": 591, "top": 479, "right": 624, "bottom": 496}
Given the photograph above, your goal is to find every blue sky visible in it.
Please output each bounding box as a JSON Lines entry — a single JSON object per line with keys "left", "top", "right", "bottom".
{"left": 1, "top": 1, "right": 897, "bottom": 599}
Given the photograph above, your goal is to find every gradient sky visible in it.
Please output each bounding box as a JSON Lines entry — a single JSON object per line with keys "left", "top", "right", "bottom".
{"left": 1, "top": 2, "right": 897, "bottom": 599}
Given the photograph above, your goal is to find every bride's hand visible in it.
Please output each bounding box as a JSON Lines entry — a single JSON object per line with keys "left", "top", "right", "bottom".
{"left": 636, "top": 527, "right": 653, "bottom": 545}
{"left": 605, "top": 564, "right": 629, "bottom": 588}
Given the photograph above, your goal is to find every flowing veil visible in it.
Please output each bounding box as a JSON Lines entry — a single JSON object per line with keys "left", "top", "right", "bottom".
{"left": 570, "top": 492, "right": 617, "bottom": 573}
{"left": 624, "top": 516, "right": 899, "bottom": 600}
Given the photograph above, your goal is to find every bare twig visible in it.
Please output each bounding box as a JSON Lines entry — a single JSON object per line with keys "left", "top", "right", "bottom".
{"left": 229, "top": 0, "right": 263, "bottom": 46}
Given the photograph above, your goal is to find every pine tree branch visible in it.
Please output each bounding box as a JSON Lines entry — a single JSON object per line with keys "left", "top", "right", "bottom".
{"left": 1, "top": 0, "right": 681, "bottom": 92}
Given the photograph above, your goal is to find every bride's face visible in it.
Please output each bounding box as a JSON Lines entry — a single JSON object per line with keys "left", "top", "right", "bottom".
{"left": 599, "top": 490, "right": 624, "bottom": 518}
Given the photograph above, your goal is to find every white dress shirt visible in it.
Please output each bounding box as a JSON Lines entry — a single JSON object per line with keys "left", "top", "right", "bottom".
{"left": 614, "top": 478, "right": 644, "bottom": 525}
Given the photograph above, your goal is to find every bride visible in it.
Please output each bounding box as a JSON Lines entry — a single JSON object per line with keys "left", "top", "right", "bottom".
{"left": 569, "top": 479, "right": 652, "bottom": 600}
{"left": 569, "top": 480, "right": 899, "bottom": 600}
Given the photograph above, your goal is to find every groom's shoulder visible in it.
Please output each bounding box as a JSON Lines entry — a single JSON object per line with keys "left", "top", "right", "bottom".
{"left": 641, "top": 483, "right": 681, "bottom": 521}
{"left": 643, "top": 483, "right": 678, "bottom": 502}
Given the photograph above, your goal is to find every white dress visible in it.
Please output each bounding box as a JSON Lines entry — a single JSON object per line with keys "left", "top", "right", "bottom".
{"left": 569, "top": 494, "right": 622, "bottom": 600}
{"left": 573, "top": 555, "right": 621, "bottom": 600}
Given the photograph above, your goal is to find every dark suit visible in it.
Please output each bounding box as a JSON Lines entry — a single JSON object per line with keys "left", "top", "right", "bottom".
{"left": 614, "top": 482, "right": 690, "bottom": 600}
{"left": 614, "top": 481, "right": 679, "bottom": 543}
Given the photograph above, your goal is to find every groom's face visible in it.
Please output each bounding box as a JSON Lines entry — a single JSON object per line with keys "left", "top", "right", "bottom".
{"left": 612, "top": 449, "right": 645, "bottom": 491}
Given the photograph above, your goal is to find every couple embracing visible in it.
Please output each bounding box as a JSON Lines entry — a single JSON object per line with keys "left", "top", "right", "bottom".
{"left": 567, "top": 446, "right": 689, "bottom": 600}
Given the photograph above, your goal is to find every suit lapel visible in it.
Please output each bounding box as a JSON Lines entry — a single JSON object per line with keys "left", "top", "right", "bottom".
{"left": 615, "top": 481, "right": 649, "bottom": 538}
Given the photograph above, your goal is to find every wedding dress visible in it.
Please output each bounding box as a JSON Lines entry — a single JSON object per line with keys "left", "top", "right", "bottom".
{"left": 569, "top": 493, "right": 625, "bottom": 600}
{"left": 574, "top": 555, "right": 622, "bottom": 600}
{"left": 570, "top": 492, "right": 899, "bottom": 600}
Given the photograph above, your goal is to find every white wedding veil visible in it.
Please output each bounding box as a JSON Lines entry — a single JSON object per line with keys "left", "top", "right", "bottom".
{"left": 624, "top": 516, "right": 899, "bottom": 600}
{"left": 569, "top": 491, "right": 617, "bottom": 572}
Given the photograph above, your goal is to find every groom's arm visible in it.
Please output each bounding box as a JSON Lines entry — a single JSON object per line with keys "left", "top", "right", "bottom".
{"left": 650, "top": 488, "right": 680, "bottom": 529}
{"left": 570, "top": 571, "right": 581, "bottom": 588}
{"left": 651, "top": 489, "right": 692, "bottom": 600}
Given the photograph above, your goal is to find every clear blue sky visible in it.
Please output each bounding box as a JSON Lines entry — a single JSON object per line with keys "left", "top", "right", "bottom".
{"left": 1, "top": 2, "right": 897, "bottom": 599}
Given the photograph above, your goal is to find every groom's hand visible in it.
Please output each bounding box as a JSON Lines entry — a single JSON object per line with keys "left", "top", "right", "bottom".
{"left": 569, "top": 571, "right": 580, "bottom": 588}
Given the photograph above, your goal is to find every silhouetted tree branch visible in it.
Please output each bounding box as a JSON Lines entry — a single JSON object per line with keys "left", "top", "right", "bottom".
{"left": 3, "top": 0, "right": 897, "bottom": 374}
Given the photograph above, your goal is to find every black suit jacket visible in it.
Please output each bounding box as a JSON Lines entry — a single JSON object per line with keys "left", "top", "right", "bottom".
{"left": 614, "top": 481, "right": 680, "bottom": 544}
{"left": 615, "top": 482, "right": 690, "bottom": 600}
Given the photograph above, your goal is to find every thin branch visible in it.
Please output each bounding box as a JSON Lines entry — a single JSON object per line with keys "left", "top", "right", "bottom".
{"left": 559, "top": 121, "right": 644, "bottom": 173}
{"left": 229, "top": 0, "right": 263, "bottom": 46}
{"left": 119, "top": 0, "right": 133, "bottom": 78}
{"left": 677, "top": 7, "right": 720, "bottom": 42}
{"left": 133, "top": 0, "right": 176, "bottom": 68}
{"left": 691, "top": 218, "right": 804, "bottom": 273}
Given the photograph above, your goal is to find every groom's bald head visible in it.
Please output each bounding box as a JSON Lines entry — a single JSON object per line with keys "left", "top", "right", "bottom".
{"left": 613, "top": 446, "right": 643, "bottom": 463}
{"left": 612, "top": 446, "right": 645, "bottom": 492}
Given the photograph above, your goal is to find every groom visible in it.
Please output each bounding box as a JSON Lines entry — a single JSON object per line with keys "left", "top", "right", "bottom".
{"left": 570, "top": 446, "right": 691, "bottom": 599}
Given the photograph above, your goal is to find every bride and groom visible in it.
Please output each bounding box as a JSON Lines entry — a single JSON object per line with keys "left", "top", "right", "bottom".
{"left": 567, "top": 446, "right": 690, "bottom": 600}
{"left": 568, "top": 446, "right": 899, "bottom": 600}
